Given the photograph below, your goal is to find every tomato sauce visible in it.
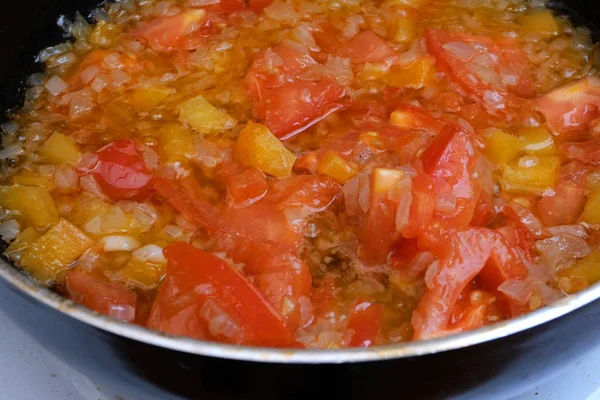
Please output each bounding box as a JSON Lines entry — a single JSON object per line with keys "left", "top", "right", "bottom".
{"left": 1, "top": 0, "right": 600, "bottom": 348}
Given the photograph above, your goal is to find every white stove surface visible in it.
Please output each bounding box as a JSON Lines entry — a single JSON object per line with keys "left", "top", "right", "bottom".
{"left": 1, "top": 304, "right": 599, "bottom": 400}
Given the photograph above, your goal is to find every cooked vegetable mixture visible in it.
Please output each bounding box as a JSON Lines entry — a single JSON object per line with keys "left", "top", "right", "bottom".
{"left": 1, "top": 0, "right": 600, "bottom": 348}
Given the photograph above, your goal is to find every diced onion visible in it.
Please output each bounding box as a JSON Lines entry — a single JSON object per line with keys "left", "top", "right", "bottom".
{"left": 264, "top": 1, "right": 299, "bottom": 22}
{"left": 79, "top": 175, "right": 105, "bottom": 197}
{"left": 38, "top": 42, "right": 73, "bottom": 63}
{"left": 0, "top": 220, "right": 21, "bottom": 241}
{"left": 194, "top": 283, "right": 214, "bottom": 295}
{"left": 102, "top": 235, "right": 141, "bottom": 252}
{"left": 298, "top": 295, "right": 314, "bottom": 327}
{"left": 510, "top": 203, "right": 543, "bottom": 236}
{"left": 358, "top": 173, "right": 371, "bottom": 213}
{"left": 442, "top": 41, "right": 478, "bottom": 61}
{"left": 44, "top": 75, "right": 69, "bottom": 96}
{"left": 536, "top": 234, "right": 591, "bottom": 267}
{"left": 199, "top": 299, "right": 242, "bottom": 339}
{"left": 498, "top": 279, "right": 532, "bottom": 305}
{"left": 532, "top": 281, "right": 564, "bottom": 306}
{"left": 0, "top": 144, "right": 24, "bottom": 160}
{"left": 54, "top": 164, "right": 79, "bottom": 192}
{"left": 545, "top": 225, "right": 588, "bottom": 238}
{"left": 80, "top": 65, "right": 100, "bottom": 84}
{"left": 132, "top": 244, "right": 167, "bottom": 264}
{"left": 424, "top": 260, "right": 441, "bottom": 290}
{"left": 108, "top": 304, "right": 136, "bottom": 322}
{"left": 1, "top": 120, "right": 19, "bottom": 134}
{"left": 435, "top": 192, "right": 457, "bottom": 215}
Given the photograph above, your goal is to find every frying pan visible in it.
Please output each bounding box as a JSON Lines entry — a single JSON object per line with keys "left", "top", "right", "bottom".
{"left": 0, "top": 1, "right": 599, "bottom": 399}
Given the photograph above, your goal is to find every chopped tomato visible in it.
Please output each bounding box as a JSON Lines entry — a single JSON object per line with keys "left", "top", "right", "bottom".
{"left": 249, "top": 0, "right": 272, "bottom": 12}
{"left": 65, "top": 270, "right": 137, "bottom": 321}
{"left": 560, "top": 138, "right": 600, "bottom": 166}
{"left": 536, "top": 161, "right": 589, "bottom": 225}
{"left": 346, "top": 31, "right": 396, "bottom": 64}
{"left": 256, "top": 77, "right": 345, "bottom": 139}
{"left": 132, "top": 9, "right": 207, "bottom": 51}
{"left": 390, "top": 238, "right": 421, "bottom": 270}
{"left": 360, "top": 168, "right": 411, "bottom": 264}
{"left": 401, "top": 172, "right": 435, "bottom": 239}
{"left": 147, "top": 242, "right": 297, "bottom": 347}
{"left": 470, "top": 190, "right": 496, "bottom": 227}
{"left": 204, "top": 0, "right": 246, "bottom": 13}
{"left": 269, "top": 174, "right": 341, "bottom": 212}
{"left": 92, "top": 140, "right": 153, "bottom": 201}
{"left": 346, "top": 300, "right": 384, "bottom": 347}
{"left": 245, "top": 43, "right": 318, "bottom": 97}
{"left": 215, "top": 238, "right": 312, "bottom": 328}
{"left": 421, "top": 124, "right": 480, "bottom": 231}
{"left": 154, "top": 176, "right": 298, "bottom": 247}
{"left": 412, "top": 227, "right": 526, "bottom": 340}
{"left": 226, "top": 167, "right": 268, "bottom": 207}
{"left": 538, "top": 77, "right": 600, "bottom": 136}
{"left": 424, "top": 28, "right": 535, "bottom": 112}
{"left": 246, "top": 44, "right": 345, "bottom": 138}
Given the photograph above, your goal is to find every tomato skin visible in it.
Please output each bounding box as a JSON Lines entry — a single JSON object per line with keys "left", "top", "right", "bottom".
{"left": 92, "top": 140, "right": 153, "bottom": 201}
{"left": 148, "top": 242, "right": 297, "bottom": 347}
{"left": 536, "top": 161, "right": 589, "bottom": 226}
{"left": 412, "top": 227, "right": 526, "bottom": 340}
{"left": 66, "top": 270, "right": 137, "bottom": 321}
{"left": 346, "top": 300, "right": 384, "bottom": 347}
{"left": 346, "top": 31, "right": 396, "bottom": 64}
{"left": 560, "top": 138, "right": 600, "bottom": 166}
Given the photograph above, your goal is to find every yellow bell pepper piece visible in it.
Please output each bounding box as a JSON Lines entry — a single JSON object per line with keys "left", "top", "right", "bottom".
{"left": 233, "top": 122, "right": 296, "bottom": 178}
{"left": 129, "top": 86, "right": 174, "bottom": 110}
{"left": 559, "top": 251, "right": 600, "bottom": 293}
{"left": 318, "top": 151, "right": 358, "bottom": 184}
{"left": 12, "top": 171, "right": 56, "bottom": 191}
{"left": 4, "top": 227, "right": 42, "bottom": 262}
{"left": 90, "top": 20, "right": 122, "bottom": 48}
{"left": 522, "top": 9, "right": 559, "bottom": 35}
{"left": 114, "top": 259, "right": 166, "bottom": 289}
{"left": 501, "top": 156, "right": 560, "bottom": 194}
{"left": 385, "top": 0, "right": 430, "bottom": 8}
{"left": 178, "top": 95, "right": 236, "bottom": 135}
{"left": 386, "top": 58, "right": 434, "bottom": 89}
{"left": 20, "top": 218, "right": 94, "bottom": 283}
{"left": 518, "top": 126, "right": 558, "bottom": 156}
{"left": 485, "top": 129, "right": 521, "bottom": 165}
{"left": 0, "top": 185, "right": 58, "bottom": 227}
{"left": 581, "top": 188, "right": 600, "bottom": 224}
{"left": 159, "top": 123, "right": 195, "bottom": 163}
{"left": 391, "top": 17, "right": 417, "bottom": 44}
{"left": 39, "top": 132, "right": 81, "bottom": 164}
